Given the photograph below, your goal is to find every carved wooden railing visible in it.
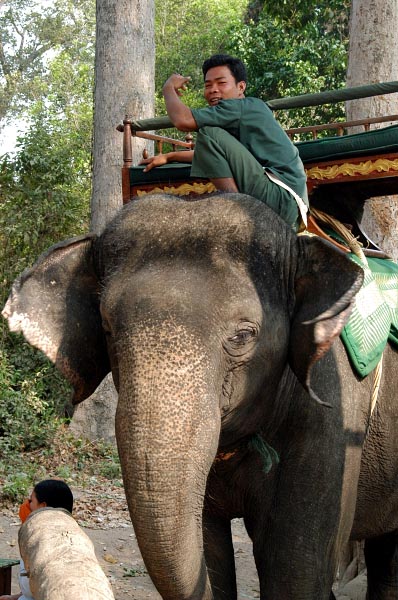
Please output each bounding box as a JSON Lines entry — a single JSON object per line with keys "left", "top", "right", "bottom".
{"left": 117, "top": 119, "right": 194, "bottom": 168}
{"left": 117, "top": 81, "right": 398, "bottom": 165}
{"left": 286, "top": 114, "right": 398, "bottom": 140}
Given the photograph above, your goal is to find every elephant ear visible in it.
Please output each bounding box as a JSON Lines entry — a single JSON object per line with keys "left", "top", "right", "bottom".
{"left": 289, "top": 236, "right": 364, "bottom": 405}
{"left": 2, "top": 235, "right": 110, "bottom": 404}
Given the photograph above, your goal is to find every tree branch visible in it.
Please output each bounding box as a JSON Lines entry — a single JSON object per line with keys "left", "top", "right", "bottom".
{"left": 0, "top": 39, "right": 11, "bottom": 76}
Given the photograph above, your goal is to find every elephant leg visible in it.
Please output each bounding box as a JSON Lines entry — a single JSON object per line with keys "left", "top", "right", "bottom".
{"left": 203, "top": 513, "right": 237, "bottom": 600}
{"left": 365, "top": 530, "right": 398, "bottom": 599}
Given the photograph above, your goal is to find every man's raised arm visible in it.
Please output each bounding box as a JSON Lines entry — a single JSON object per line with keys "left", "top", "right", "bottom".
{"left": 163, "top": 74, "right": 198, "bottom": 132}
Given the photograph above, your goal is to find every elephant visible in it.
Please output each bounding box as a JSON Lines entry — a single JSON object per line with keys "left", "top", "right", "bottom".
{"left": 3, "top": 193, "right": 398, "bottom": 600}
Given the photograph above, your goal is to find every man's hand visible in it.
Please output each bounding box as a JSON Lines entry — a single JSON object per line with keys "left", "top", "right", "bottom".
{"left": 139, "top": 150, "right": 194, "bottom": 171}
{"left": 163, "top": 73, "right": 191, "bottom": 97}
{"left": 162, "top": 73, "right": 197, "bottom": 132}
{"left": 139, "top": 154, "right": 169, "bottom": 173}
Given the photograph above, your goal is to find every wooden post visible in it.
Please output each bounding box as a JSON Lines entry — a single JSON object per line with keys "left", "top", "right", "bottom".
{"left": 121, "top": 116, "right": 133, "bottom": 203}
{"left": 0, "top": 559, "right": 19, "bottom": 594}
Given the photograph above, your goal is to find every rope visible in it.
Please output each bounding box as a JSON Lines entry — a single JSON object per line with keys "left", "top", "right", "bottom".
{"left": 309, "top": 208, "right": 368, "bottom": 262}
{"left": 309, "top": 208, "right": 382, "bottom": 416}
{"left": 370, "top": 357, "right": 383, "bottom": 415}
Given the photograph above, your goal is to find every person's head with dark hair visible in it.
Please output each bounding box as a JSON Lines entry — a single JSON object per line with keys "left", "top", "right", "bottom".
{"left": 201, "top": 54, "right": 247, "bottom": 106}
{"left": 202, "top": 54, "right": 247, "bottom": 84}
{"left": 19, "top": 478, "right": 74, "bottom": 523}
{"left": 33, "top": 479, "right": 73, "bottom": 514}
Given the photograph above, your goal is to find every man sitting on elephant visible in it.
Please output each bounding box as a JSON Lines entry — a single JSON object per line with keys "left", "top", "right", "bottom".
{"left": 140, "top": 53, "right": 309, "bottom": 231}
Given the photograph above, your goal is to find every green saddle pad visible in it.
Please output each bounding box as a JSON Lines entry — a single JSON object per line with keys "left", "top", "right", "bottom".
{"left": 341, "top": 255, "right": 398, "bottom": 377}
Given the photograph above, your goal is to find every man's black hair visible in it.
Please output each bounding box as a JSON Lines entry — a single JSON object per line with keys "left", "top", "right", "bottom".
{"left": 202, "top": 54, "right": 247, "bottom": 84}
{"left": 34, "top": 479, "right": 74, "bottom": 514}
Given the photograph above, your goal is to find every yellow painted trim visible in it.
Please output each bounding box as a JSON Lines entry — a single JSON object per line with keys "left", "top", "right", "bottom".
{"left": 306, "top": 157, "right": 398, "bottom": 181}
{"left": 136, "top": 181, "right": 217, "bottom": 197}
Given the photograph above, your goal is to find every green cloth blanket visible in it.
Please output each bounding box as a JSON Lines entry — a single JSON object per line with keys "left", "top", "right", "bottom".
{"left": 341, "top": 255, "right": 398, "bottom": 377}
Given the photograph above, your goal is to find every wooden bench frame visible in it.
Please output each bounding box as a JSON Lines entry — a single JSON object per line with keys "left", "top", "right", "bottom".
{"left": 117, "top": 118, "right": 195, "bottom": 204}
{"left": 119, "top": 114, "right": 398, "bottom": 202}
{"left": 0, "top": 558, "right": 19, "bottom": 595}
{"left": 305, "top": 151, "right": 398, "bottom": 194}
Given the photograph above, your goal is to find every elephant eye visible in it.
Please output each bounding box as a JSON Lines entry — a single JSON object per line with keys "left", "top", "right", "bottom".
{"left": 228, "top": 324, "right": 258, "bottom": 346}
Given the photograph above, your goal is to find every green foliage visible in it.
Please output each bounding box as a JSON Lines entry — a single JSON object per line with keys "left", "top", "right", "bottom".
{"left": 40, "top": 428, "right": 121, "bottom": 481}
{"left": 0, "top": 6, "right": 93, "bottom": 291}
{"left": 155, "top": 0, "right": 248, "bottom": 110}
{"left": 0, "top": 8, "right": 93, "bottom": 453}
{"left": 153, "top": 0, "right": 351, "bottom": 133}
{"left": 0, "top": 425, "right": 121, "bottom": 503}
{"left": 1, "top": 471, "right": 32, "bottom": 502}
{"left": 0, "top": 0, "right": 95, "bottom": 124}
{"left": 224, "top": 0, "right": 351, "bottom": 129}
{"left": 0, "top": 339, "right": 70, "bottom": 454}
{"left": 123, "top": 566, "right": 148, "bottom": 577}
{"left": 98, "top": 454, "right": 123, "bottom": 480}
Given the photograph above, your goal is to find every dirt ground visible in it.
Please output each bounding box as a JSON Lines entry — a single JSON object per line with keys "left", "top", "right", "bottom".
{"left": 0, "top": 484, "right": 367, "bottom": 600}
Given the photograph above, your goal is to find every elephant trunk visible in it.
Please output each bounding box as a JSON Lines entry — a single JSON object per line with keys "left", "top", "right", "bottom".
{"left": 115, "top": 327, "right": 220, "bottom": 600}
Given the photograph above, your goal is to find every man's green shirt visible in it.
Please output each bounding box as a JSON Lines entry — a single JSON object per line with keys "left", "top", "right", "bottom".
{"left": 191, "top": 97, "right": 308, "bottom": 205}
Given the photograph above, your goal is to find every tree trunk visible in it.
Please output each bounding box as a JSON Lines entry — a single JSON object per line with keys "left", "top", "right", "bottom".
{"left": 91, "top": 0, "right": 155, "bottom": 234}
{"left": 346, "top": 0, "right": 398, "bottom": 260}
{"left": 71, "top": 0, "right": 155, "bottom": 441}
{"left": 19, "top": 508, "right": 115, "bottom": 599}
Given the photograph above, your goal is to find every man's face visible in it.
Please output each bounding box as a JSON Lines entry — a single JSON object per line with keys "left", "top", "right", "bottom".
{"left": 204, "top": 65, "right": 246, "bottom": 106}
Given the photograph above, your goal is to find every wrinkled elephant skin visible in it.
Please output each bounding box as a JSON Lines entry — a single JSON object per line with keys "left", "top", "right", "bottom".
{"left": 3, "top": 194, "right": 398, "bottom": 600}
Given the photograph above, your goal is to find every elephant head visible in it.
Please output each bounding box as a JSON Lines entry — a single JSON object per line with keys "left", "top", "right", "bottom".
{"left": 2, "top": 193, "right": 363, "bottom": 599}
